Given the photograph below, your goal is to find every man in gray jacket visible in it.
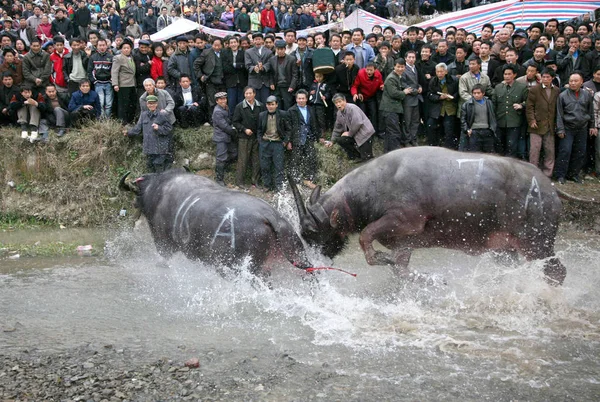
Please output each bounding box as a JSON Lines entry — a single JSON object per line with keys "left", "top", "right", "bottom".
{"left": 139, "top": 78, "right": 176, "bottom": 124}
{"left": 126, "top": 95, "right": 174, "bottom": 173}
{"left": 555, "top": 72, "right": 597, "bottom": 184}
{"left": 244, "top": 33, "right": 273, "bottom": 104}
{"left": 325, "top": 93, "right": 374, "bottom": 162}
{"left": 212, "top": 92, "right": 237, "bottom": 186}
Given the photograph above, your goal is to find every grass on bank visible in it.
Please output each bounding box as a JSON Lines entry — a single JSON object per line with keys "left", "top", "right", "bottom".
{"left": 0, "top": 241, "right": 104, "bottom": 257}
{"left": 0, "top": 119, "right": 374, "bottom": 228}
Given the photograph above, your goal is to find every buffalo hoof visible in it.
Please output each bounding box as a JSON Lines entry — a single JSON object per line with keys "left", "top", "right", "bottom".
{"left": 543, "top": 257, "right": 566, "bottom": 286}
{"left": 371, "top": 250, "right": 397, "bottom": 266}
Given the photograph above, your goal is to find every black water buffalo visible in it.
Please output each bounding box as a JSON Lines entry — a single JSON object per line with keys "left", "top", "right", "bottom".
{"left": 290, "top": 147, "right": 568, "bottom": 285}
{"left": 120, "top": 170, "right": 312, "bottom": 274}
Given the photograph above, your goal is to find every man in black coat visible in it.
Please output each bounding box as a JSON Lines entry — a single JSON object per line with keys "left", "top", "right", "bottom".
{"left": 51, "top": 9, "right": 74, "bottom": 40}
{"left": 169, "top": 74, "right": 207, "bottom": 128}
{"left": 268, "top": 40, "right": 297, "bottom": 110}
{"left": 287, "top": 89, "right": 320, "bottom": 189}
{"left": 73, "top": 1, "right": 91, "bottom": 40}
{"left": 195, "top": 38, "right": 225, "bottom": 123}
{"left": 38, "top": 83, "right": 70, "bottom": 139}
{"left": 142, "top": 8, "right": 158, "bottom": 35}
{"left": 133, "top": 39, "right": 153, "bottom": 100}
{"left": 257, "top": 95, "right": 290, "bottom": 192}
{"left": 333, "top": 51, "right": 359, "bottom": 102}
{"left": 221, "top": 37, "right": 248, "bottom": 118}
{"left": 232, "top": 86, "right": 265, "bottom": 188}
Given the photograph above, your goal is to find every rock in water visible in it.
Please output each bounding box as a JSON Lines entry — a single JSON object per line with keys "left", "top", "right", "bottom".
{"left": 184, "top": 358, "right": 200, "bottom": 368}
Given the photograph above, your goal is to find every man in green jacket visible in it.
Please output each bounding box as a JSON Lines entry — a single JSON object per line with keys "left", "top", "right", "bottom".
{"left": 492, "top": 64, "right": 528, "bottom": 157}
{"left": 380, "top": 58, "right": 411, "bottom": 152}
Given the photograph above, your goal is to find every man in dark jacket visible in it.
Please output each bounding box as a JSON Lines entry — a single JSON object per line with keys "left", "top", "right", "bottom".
{"left": 334, "top": 51, "right": 359, "bottom": 102}
{"left": 460, "top": 84, "right": 497, "bottom": 153}
{"left": 62, "top": 38, "right": 90, "bottom": 94}
{"left": 427, "top": 63, "right": 459, "bottom": 148}
{"left": 554, "top": 72, "right": 597, "bottom": 184}
{"left": 126, "top": 94, "right": 174, "bottom": 173}
{"left": 142, "top": 8, "right": 158, "bottom": 35}
{"left": 87, "top": 38, "right": 113, "bottom": 118}
{"left": 170, "top": 74, "right": 207, "bottom": 128}
{"left": 51, "top": 9, "right": 74, "bottom": 40}
{"left": 222, "top": 37, "right": 247, "bottom": 118}
{"left": 287, "top": 89, "right": 320, "bottom": 189}
{"left": 68, "top": 79, "right": 101, "bottom": 127}
{"left": 196, "top": 38, "right": 225, "bottom": 122}
{"left": 73, "top": 1, "right": 91, "bottom": 39}
{"left": 257, "top": 95, "right": 290, "bottom": 192}
{"left": 212, "top": 92, "right": 237, "bottom": 186}
{"left": 39, "top": 83, "right": 70, "bottom": 139}
{"left": 268, "top": 40, "right": 297, "bottom": 110}
{"left": 0, "top": 72, "right": 20, "bottom": 126}
{"left": 168, "top": 36, "right": 194, "bottom": 91}
{"left": 133, "top": 39, "right": 152, "bottom": 99}
{"left": 232, "top": 86, "right": 264, "bottom": 188}
{"left": 294, "top": 35, "right": 314, "bottom": 91}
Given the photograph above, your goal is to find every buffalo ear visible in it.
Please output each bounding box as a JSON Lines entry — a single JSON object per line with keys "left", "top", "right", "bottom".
{"left": 309, "top": 185, "right": 322, "bottom": 205}
{"left": 330, "top": 208, "right": 339, "bottom": 229}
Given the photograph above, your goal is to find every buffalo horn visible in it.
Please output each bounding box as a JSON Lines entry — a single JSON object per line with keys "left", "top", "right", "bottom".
{"left": 118, "top": 171, "right": 139, "bottom": 195}
{"left": 309, "top": 185, "right": 321, "bottom": 205}
{"left": 287, "top": 174, "right": 308, "bottom": 218}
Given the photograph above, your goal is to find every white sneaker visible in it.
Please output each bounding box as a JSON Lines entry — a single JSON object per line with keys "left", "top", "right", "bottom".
{"left": 21, "top": 130, "right": 28, "bottom": 139}
{"left": 30, "top": 131, "right": 38, "bottom": 143}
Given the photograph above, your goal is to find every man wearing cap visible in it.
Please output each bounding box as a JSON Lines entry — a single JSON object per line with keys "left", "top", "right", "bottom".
{"left": 257, "top": 95, "right": 290, "bottom": 192}
{"left": 212, "top": 92, "right": 237, "bottom": 186}
{"left": 0, "top": 18, "right": 17, "bottom": 44}
{"left": 168, "top": 35, "right": 194, "bottom": 89}
{"left": 512, "top": 30, "right": 533, "bottom": 65}
{"left": 126, "top": 94, "right": 174, "bottom": 173}
{"left": 195, "top": 38, "right": 226, "bottom": 122}
{"left": 268, "top": 39, "right": 297, "bottom": 110}
{"left": 133, "top": 39, "right": 153, "bottom": 99}
{"left": 245, "top": 33, "right": 273, "bottom": 104}
{"left": 139, "top": 77, "right": 175, "bottom": 124}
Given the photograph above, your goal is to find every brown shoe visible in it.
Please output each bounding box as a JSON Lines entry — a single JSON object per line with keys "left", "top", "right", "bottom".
{"left": 303, "top": 180, "right": 317, "bottom": 189}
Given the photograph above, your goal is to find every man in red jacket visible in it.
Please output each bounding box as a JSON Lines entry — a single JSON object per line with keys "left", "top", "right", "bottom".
{"left": 351, "top": 62, "right": 384, "bottom": 136}
{"left": 49, "top": 36, "right": 69, "bottom": 93}
{"left": 261, "top": 2, "right": 277, "bottom": 34}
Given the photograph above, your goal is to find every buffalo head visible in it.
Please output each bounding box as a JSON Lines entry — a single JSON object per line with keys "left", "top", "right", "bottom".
{"left": 288, "top": 176, "right": 348, "bottom": 258}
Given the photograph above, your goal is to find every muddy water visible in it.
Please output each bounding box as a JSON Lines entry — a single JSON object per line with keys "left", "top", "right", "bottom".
{"left": 1, "top": 214, "right": 600, "bottom": 399}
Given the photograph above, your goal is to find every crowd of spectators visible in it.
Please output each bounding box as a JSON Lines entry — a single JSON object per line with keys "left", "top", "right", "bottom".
{"left": 0, "top": 0, "right": 599, "bottom": 191}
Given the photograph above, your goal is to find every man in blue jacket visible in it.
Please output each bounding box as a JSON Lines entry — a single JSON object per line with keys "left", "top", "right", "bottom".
{"left": 68, "top": 79, "right": 101, "bottom": 127}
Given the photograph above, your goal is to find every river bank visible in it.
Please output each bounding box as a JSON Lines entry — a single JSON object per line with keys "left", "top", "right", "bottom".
{"left": 1, "top": 121, "right": 600, "bottom": 259}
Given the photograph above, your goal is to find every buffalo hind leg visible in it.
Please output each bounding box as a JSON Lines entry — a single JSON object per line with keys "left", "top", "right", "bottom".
{"left": 359, "top": 214, "right": 426, "bottom": 270}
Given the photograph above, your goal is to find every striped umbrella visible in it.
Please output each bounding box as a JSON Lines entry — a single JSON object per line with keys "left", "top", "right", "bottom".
{"left": 415, "top": 0, "right": 598, "bottom": 33}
